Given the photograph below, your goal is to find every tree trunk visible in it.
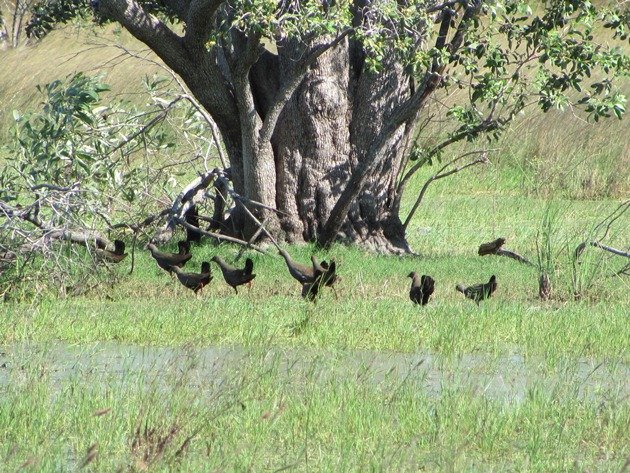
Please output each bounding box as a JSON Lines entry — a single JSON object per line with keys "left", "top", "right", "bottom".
{"left": 249, "top": 41, "right": 413, "bottom": 252}
{"left": 95, "top": 0, "right": 418, "bottom": 252}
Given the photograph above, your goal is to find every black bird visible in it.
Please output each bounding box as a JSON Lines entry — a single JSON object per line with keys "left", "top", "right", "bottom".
{"left": 408, "top": 272, "right": 435, "bottom": 305}
{"left": 477, "top": 238, "right": 506, "bottom": 256}
{"left": 172, "top": 262, "right": 212, "bottom": 295}
{"left": 278, "top": 248, "right": 317, "bottom": 284}
{"left": 310, "top": 256, "right": 339, "bottom": 290}
{"left": 301, "top": 280, "right": 320, "bottom": 301}
{"left": 211, "top": 256, "right": 256, "bottom": 293}
{"left": 96, "top": 239, "right": 127, "bottom": 263}
{"left": 456, "top": 275, "right": 497, "bottom": 304}
{"left": 184, "top": 205, "right": 202, "bottom": 244}
{"left": 147, "top": 241, "right": 192, "bottom": 274}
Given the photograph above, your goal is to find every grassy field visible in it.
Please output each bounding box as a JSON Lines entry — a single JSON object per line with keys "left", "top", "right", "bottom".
{"left": 1, "top": 27, "right": 629, "bottom": 472}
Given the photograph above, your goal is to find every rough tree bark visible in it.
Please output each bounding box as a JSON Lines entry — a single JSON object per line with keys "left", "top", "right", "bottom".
{"left": 93, "top": 0, "right": 481, "bottom": 253}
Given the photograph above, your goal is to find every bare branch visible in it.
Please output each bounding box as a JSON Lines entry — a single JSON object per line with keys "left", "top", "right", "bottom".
{"left": 110, "top": 209, "right": 170, "bottom": 232}
{"left": 575, "top": 199, "right": 629, "bottom": 262}
{"left": 590, "top": 242, "right": 630, "bottom": 259}
{"left": 153, "top": 168, "right": 222, "bottom": 243}
{"left": 402, "top": 150, "right": 491, "bottom": 230}
{"left": 174, "top": 218, "right": 271, "bottom": 255}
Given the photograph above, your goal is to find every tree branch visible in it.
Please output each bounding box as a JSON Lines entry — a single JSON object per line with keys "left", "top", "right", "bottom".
{"left": 574, "top": 199, "right": 629, "bottom": 261}
{"left": 402, "top": 150, "right": 491, "bottom": 230}
{"left": 184, "top": 0, "right": 223, "bottom": 48}
{"left": 153, "top": 168, "right": 222, "bottom": 243}
{"left": 174, "top": 218, "right": 271, "bottom": 255}
{"left": 96, "top": 0, "right": 187, "bottom": 69}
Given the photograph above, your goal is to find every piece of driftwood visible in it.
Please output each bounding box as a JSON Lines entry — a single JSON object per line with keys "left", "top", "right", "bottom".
{"left": 477, "top": 237, "right": 534, "bottom": 266}
{"left": 478, "top": 237, "right": 506, "bottom": 255}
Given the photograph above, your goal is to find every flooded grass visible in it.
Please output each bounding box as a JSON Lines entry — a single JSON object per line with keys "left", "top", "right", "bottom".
{"left": 1, "top": 343, "right": 629, "bottom": 471}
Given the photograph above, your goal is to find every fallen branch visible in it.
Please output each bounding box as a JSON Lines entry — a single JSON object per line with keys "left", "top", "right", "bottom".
{"left": 153, "top": 168, "right": 222, "bottom": 243}
{"left": 575, "top": 241, "right": 630, "bottom": 260}
{"left": 110, "top": 209, "right": 170, "bottom": 232}
{"left": 233, "top": 199, "right": 283, "bottom": 260}
{"left": 477, "top": 237, "right": 534, "bottom": 266}
{"left": 173, "top": 218, "right": 271, "bottom": 256}
{"left": 574, "top": 199, "right": 629, "bottom": 265}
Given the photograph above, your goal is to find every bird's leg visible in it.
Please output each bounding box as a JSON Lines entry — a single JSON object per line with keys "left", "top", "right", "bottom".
{"left": 331, "top": 286, "right": 339, "bottom": 300}
{"left": 233, "top": 286, "right": 238, "bottom": 295}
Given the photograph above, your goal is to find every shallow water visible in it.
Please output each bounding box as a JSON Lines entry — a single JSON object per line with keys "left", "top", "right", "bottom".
{"left": 1, "top": 342, "right": 628, "bottom": 404}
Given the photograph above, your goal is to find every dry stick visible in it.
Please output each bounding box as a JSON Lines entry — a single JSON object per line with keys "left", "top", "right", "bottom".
{"left": 591, "top": 242, "right": 630, "bottom": 258}
{"left": 574, "top": 199, "right": 630, "bottom": 265}
{"left": 494, "top": 248, "right": 535, "bottom": 266}
{"left": 110, "top": 209, "right": 170, "bottom": 232}
{"left": 174, "top": 218, "right": 271, "bottom": 256}
{"left": 107, "top": 96, "right": 185, "bottom": 157}
{"left": 233, "top": 199, "right": 282, "bottom": 260}
{"left": 476, "top": 237, "right": 535, "bottom": 266}
{"left": 227, "top": 189, "right": 289, "bottom": 216}
{"left": 403, "top": 150, "right": 491, "bottom": 231}
{"left": 615, "top": 262, "right": 630, "bottom": 277}
{"left": 235, "top": 216, "right": 269, "bottom": 261}
{"left": 234, "top": 199, "right": 281, "bottom": 248}
{"left": 154, "top": 169, "right": 221, "bottom": 243}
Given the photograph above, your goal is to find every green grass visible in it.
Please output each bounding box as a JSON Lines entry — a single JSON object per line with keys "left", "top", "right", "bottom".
{"left": 2, "top": 193, "right": 628, "bottom": 470}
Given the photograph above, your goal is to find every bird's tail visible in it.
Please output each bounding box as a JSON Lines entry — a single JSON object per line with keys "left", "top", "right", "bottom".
{"left": 455, "top": 284, "right": 466, "bottom": 293}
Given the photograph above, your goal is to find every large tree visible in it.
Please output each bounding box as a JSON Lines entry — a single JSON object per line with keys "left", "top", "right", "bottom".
{"left": 26, "top": 0, "right": 628, "bottom": 252}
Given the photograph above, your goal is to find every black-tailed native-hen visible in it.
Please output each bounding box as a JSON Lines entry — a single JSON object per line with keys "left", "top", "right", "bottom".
{"left": 310, "top": 255, "right": 339, "bottom": 293}
{"left": 96, "top": 239, "right": 127, "bottom": 263}
{"left": 408, "top": 272, "right": 435, "bottom": 305}
{"left": 172, "top": 262, "right": 212, "bottom": 295}
{"left": 147, "top": 241, "right": 192, "bottom": 274}
{"left": 211, "top": 256, "right": 256, "bottom": 293}
{"left": 278, "top": 248, "right": 317, "bottom": 285}
{"left": 456, "top": 275, "right": 497, "bottom": 304}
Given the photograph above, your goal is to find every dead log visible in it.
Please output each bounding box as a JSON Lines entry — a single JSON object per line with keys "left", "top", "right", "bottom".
{"left": 477, "top": 237, "right": 534, "bottom": 266}
{"left": 478, "top": 238, "right": 506, "bottom": 255}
